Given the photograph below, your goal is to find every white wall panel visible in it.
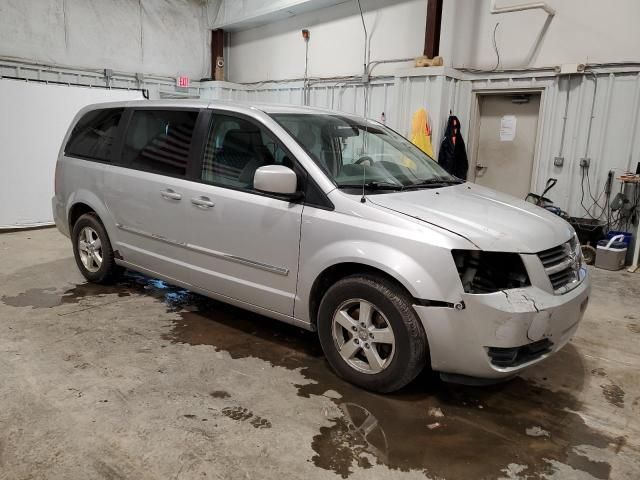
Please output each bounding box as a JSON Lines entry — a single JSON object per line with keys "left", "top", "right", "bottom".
{"left": 0, "top": 0, "right": 210, "bottom": 78}
{"left": 65, "top": 0, "right": 143, "bottom": 73}
{"left": 226, "top": 0, "right": 425, "bottom": 83}
{"left": 226, "top": 0, "right": 640, "bottom": 84}
{"left": 0, "top": 80, "right": 142, "bottom": 229}
{"left": 441, "top": 0, "right": 640, "bottom": 70}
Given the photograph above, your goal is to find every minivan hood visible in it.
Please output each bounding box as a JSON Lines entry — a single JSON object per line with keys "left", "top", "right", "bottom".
{"left": 367, "top": 183, "right": 573, "bottom": 253}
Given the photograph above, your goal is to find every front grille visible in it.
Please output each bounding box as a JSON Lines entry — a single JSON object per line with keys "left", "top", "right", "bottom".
{"left": 538, "top": 237, "right": 581, "bottom": 293}
{"left": 487, "top": 339, "right": 553, "bottom": 368}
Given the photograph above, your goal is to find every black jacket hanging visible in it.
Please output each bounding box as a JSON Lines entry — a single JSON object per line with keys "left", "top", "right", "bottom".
{"left": 438, "top": 115, "right": 468, "bottom": 179}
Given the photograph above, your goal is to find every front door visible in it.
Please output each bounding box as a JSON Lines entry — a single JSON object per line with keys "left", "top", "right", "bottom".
{"left": 180, "top": 112, "right": 303, "bottom": 316}
{"left": 472, "top": 93, "right": 541, "bottom": 198}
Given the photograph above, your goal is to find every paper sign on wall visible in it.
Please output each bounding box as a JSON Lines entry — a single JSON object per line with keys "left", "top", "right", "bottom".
{"left": 500, "top": 115, "right": 517, "bottom": 141}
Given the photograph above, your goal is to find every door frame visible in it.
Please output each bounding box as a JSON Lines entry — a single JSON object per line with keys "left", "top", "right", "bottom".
{"left": 467, "top": 87, "right": 545, "bottom": 195}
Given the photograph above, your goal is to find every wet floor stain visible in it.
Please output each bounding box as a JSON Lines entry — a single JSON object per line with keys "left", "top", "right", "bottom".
{"left": 611, "top": 436, "right": 627, "bottom": 454}
{"left": 221, "top": 406, "right": 272, "bottom": 429}
{"left": 601, "top": 383, "right": 625, "bottom": 408}
{"left": 312, "top": 416, "right": 374, "bottom": 474}
{"left": 308, "top": 377, "right": 615, "bottom": 479}
{"left": 210, "top": 390, "right": 231, "bottom": 399}
{"left": 2, "top": 272, "right": 619, "bottom": 479}
{"left": 1, "top": 284, "right": 129, "bottom": 309}
{"left": 162, "top": 299, "right": 616, "bottom": 478}
{"left": 0, "top": 273, "right": 190, "bottom": 311}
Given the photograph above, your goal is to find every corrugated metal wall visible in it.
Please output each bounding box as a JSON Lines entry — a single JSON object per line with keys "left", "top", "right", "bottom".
{"left": 201, "top": 66, "right": 640, "bottom": 217}
{"left": 456, "top": 70, "right": 640, "bottom": 218}
{"left": 536, "top": 71, "right": 640, "bottom": 217}
{"left": 391, "top": 69, "right": 471, "bottom": 159}
{"left": 200, "top": 78, "right": 396, "bottom": 122}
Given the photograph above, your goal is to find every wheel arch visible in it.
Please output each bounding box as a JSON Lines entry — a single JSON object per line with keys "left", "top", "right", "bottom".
{"left": 308, "top": 262, "right": 424, "bottom": 329}
{"left": 312, "top": 261, "right": 432, "bottom": 392}
{"left": 65, "top": 190, "right": 115, "bottom": 237}
{"left": 68, "top": 202, "right": 97, "bottom": 230}
{"left": 297, "top": 238, "right": 461, "bottom": 326}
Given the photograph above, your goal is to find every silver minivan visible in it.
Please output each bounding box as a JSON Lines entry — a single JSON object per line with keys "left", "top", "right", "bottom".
{"left": 53, "top": 100, "right": 590, "bottom": 392}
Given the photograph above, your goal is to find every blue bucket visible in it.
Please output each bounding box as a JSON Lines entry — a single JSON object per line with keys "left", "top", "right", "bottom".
{"left": 606, "top": 230, "right": 632, "bottom": 248}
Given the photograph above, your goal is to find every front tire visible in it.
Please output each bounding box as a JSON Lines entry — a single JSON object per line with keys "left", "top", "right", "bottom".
{"left": 317, "top": 274, "right": 428, "bottom": 393}
{"left": 72, "top": 213, "right": 119, "bottom": 284}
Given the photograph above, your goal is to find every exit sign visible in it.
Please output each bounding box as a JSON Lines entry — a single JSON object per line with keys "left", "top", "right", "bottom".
{"left": 176, "top": 75, "right": 190, "bottom": 88}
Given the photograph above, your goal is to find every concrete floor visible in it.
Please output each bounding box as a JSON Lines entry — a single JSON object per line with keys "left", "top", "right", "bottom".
{"left": 0, "top": 228, "right": 639, "bottom": 480}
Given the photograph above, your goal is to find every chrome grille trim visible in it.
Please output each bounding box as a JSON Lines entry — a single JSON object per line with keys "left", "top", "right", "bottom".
{"left": 538, "top": 236, "right": 583, "bottom": 293}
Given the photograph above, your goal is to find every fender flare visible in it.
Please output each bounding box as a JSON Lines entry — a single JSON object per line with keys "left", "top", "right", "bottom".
{"left": 296, "top": 240, "right": 461, "bottom": 323}
{"left": 66, "top": 189, "right": 119, "bottom": 244}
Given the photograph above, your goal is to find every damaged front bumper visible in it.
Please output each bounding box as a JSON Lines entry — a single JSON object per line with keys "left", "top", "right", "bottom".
{"left": 414, "top": 268, "right": 591, "bottom": 381}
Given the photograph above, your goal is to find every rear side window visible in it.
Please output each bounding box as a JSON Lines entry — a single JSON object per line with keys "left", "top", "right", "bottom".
{"left": 65, "top": 108, "right": 124, "bottom": 161}
{"left": 122, "top": 109, "right": 198, "bottom": 177}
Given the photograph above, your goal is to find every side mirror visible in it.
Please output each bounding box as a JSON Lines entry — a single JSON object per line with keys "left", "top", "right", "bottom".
{"left": 254, "top": 165, "right": 298, "bottom": 196}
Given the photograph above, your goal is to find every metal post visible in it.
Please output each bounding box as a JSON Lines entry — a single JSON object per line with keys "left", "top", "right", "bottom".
{"left": 424, "top": 0, "right": 443, "bottom": 58}
{"left": 211, "top": 29, "right": 225, "bottom": 80}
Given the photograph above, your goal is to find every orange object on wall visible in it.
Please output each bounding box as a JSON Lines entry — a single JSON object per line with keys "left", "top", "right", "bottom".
{"left": 410, "top": 108, "right": 434, "bottom": 158}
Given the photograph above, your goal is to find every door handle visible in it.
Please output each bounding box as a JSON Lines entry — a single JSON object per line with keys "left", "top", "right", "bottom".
{"left": 191, "top": 197, "right": 215, "bottom": 209}
{"left": 160, "top": 189, "right": 182, "bottom": 201}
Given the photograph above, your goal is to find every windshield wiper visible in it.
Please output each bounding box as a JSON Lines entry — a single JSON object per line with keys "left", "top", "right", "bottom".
{"left": 405, "top": 177, "right": 465, "bottom": 189}
{"left": 337, "top": 181, "right": 404, "bottom": 191}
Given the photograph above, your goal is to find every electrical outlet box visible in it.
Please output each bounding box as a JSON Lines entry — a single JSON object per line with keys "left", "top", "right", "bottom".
{"left": 554, "top": 156, "right": 564, "bottom": 167}
{"left": 556, "top": 63, "right": 585, "bottom": 75}
{"left": 580, "top": 157, "right": 591, "bottom": 168}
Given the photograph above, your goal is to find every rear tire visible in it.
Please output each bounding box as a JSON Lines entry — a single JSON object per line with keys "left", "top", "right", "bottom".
{"left": 72, "top": 213, "right": 120, "bottom": 284}
{"left": 317, "top": 274, "right": 428, "bottom": 393}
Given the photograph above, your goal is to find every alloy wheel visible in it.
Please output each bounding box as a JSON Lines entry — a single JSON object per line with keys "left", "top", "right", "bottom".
{"left": 77, "top": 226, "right": 103, "bottom": 273}
{"left": 331, "top": 299, "right": 396, "bottom": 374}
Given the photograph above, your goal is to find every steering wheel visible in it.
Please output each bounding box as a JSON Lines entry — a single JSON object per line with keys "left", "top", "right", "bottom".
{"left": 355, "top": 156, "right": 374, "bottom": 166}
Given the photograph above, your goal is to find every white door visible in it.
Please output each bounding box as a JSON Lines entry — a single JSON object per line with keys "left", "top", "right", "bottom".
{"left": 472, "top": 94, "right": 541, "bottom": 198}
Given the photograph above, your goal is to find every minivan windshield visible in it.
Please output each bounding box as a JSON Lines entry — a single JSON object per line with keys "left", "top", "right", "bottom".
{"left": 271, "top": 113, "right": 460, "bottom": 190}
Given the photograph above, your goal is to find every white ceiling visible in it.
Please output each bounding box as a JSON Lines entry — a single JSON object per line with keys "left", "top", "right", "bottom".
{"left": 211, "top": 0, "right": 351, "bottom": 31}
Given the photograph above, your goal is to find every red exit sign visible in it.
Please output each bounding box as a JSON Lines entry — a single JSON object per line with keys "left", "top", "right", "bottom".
{"left": 176, "top": 75, "right": 190, "bottom": 88}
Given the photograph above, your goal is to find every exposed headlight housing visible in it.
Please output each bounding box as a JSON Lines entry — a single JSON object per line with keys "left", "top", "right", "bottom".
{"left": 452, "top": 250, "right": 531, "bottom": 294}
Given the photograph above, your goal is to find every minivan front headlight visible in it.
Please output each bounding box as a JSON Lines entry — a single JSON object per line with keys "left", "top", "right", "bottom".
{"left": 452, "top": 250, "right": 530, "bottom": 294}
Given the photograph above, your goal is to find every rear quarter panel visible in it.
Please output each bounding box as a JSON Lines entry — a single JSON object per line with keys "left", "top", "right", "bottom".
{"left": 58, "top": 156, "right": 120, "bottom": 246}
